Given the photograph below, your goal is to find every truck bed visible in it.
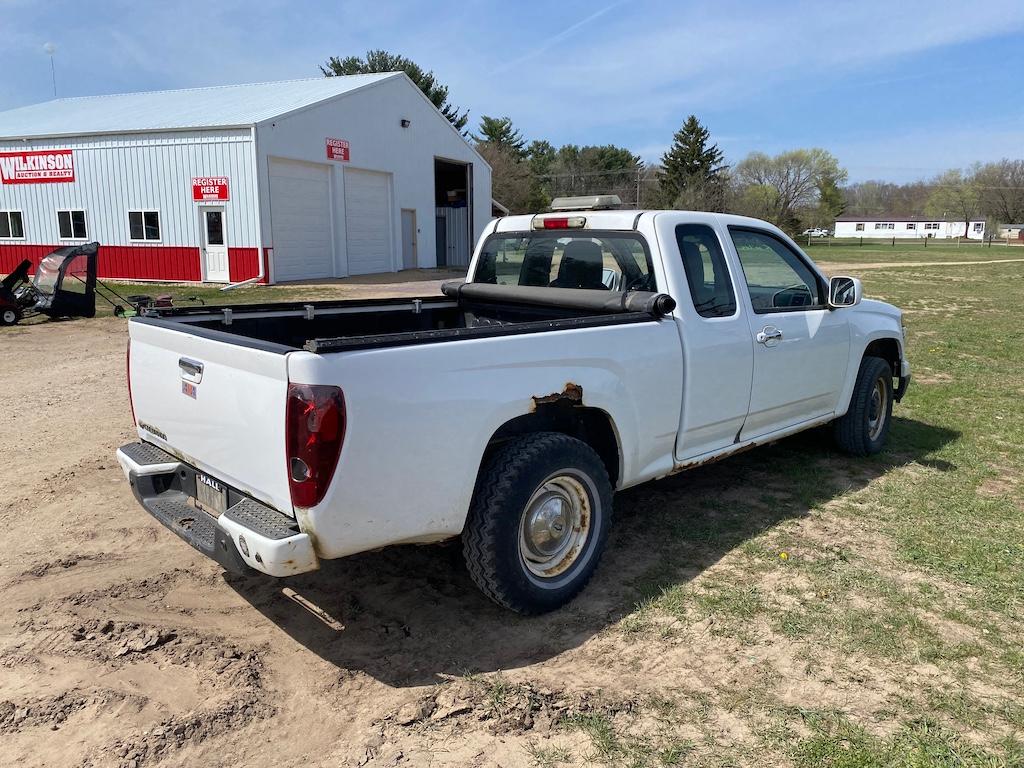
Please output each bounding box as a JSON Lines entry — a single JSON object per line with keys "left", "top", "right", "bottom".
{"left": 133, "top": 283, "right": 676, "bottom": 353}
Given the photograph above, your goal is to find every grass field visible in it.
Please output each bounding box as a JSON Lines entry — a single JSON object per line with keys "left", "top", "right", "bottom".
{"left": 23, "top": 242, "right": 1022, "bottom": 765}
{"left": 554, "top": 248, "right": 1023, "bottom": 766}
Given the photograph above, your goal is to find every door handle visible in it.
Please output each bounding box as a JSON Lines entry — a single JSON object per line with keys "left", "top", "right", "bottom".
{"left": 756, "top": 326, "right": 783, "bottom": 346}
{"left": 179, "top": 357, "right": 204, "bottom": 382}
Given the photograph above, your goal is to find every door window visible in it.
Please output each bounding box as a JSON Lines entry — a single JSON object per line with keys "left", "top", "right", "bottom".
{"left": 205, "top": 210, "right": 225, "bottom": 245}
{"left": 675, "top": 224, "right": 736, "bottom": 317}
{"left": 729, "top": 228, "right": 822, "bottom": 312}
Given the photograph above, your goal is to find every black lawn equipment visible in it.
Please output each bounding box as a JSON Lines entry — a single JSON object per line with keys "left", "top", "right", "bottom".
{"left": 1, "top": 242, "right": 204, "bottom": 326}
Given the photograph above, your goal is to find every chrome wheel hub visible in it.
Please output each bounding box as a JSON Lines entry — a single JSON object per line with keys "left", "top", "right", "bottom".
{"left": 519, "top": 474, "right": 592, "bottom": 579}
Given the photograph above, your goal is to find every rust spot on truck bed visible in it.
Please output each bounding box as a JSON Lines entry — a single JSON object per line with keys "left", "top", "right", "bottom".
{"left": 532, "top": 382, "right": 583, "bottom": 410}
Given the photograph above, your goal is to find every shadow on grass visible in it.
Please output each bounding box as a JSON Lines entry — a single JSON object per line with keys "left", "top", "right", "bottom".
{"left": 226, "top": 416, "right": 958, "bottom": 687}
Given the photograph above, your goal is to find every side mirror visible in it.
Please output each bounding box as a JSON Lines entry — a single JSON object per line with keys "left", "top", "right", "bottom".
{"left": 828, "top": 276, "right": 862, "bottom": 308}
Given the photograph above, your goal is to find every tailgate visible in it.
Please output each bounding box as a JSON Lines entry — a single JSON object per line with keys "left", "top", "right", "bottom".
{"left": 127, "top": 319, "right": 294, "bottom": 516}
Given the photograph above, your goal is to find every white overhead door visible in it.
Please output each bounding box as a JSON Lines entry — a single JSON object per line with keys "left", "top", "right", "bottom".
{"left": 345, "top": 168, "right": 393, "bottom": 275}
{"left": 269, "top": 158, "right": 333, "bottom": 281}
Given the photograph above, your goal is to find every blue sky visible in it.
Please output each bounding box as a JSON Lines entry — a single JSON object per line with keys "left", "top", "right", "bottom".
{"left": 3, "top": 0, "right": 1022, "bottom": 182}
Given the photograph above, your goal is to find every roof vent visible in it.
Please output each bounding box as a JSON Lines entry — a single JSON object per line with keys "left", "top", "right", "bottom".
{"left": 549, "top": 195, "right": 622, "bottom": 211}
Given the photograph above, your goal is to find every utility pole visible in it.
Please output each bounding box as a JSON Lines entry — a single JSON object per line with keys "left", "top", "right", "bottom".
{"left": 44, "top": 42, "right": 56, "bottom": 97}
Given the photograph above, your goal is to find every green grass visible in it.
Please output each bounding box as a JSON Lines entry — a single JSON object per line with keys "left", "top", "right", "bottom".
{"left": 578, "top": 256, "right": 1024, "bottom": 766}
{"left": 803, "top": 238, "right": 1021, "bottom": 266}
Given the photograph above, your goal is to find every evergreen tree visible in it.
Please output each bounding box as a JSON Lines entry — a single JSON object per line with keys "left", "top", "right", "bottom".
{"left": 474, "top": 116, "right": 527, "bottom": 159}
{"left": 659, "top": 116, "right": 727, "bottom": 210}
{"left": 321, "top": 50, "right": 468, "bottom": 131}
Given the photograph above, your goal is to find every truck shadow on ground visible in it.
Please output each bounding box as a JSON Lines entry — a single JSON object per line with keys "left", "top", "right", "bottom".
{"left": 226, "top": 416, "right": 958, "bottom": 688}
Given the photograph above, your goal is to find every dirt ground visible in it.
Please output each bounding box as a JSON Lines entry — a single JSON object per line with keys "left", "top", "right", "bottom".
{"left": 0, "top": 297, "right": 637, "bottom": 768}
{"left": 2, "top": 266, "right": 1020, "bottom": 767}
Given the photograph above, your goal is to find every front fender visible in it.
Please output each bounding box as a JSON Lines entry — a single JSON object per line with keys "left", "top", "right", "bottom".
{"left": 834, "top": 299, "right": 907, "bottom": 417}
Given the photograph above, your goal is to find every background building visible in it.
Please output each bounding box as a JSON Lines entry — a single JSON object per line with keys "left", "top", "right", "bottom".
{"left": 834, "top": 215, "right": 985, "bottom": 240}
{"left": 0, "top": 74, "right": 491, "bottom": 283}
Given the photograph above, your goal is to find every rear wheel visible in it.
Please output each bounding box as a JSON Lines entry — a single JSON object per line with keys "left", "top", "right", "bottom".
{"left": 1, "top": 308, "right": 21, "bottom": 326}
{"left": 462, "top": 432, "right": 612, "bottom": 614}
{"left": 833, "top": 356, "right": 894, "bottom": 456}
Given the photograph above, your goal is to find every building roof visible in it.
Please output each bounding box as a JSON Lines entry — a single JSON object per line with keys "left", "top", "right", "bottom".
{"left": 835, "top": 214, "right": 982, "bottom": 223}
{"left": 0, "top": 74, "right": 401, "bottom": 139}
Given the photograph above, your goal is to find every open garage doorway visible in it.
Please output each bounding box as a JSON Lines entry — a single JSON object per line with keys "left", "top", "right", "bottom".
{"left": 434, "top": 158, "right": 473, "bottom": 267}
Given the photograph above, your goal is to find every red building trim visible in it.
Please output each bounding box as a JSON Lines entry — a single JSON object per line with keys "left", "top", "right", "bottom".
{"left": 226, "top": 247, "right": 270, "bottom": 283}
{"left": 0, "top": 243, "right": 268, "bottom": 284}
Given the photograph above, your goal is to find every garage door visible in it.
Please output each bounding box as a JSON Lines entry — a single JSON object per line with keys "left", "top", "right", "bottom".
{"left": 269, "top": 159, "right": 333, "bottom": 281}
{"left": 345, "top": 168, "right": 393, "bottom": 275}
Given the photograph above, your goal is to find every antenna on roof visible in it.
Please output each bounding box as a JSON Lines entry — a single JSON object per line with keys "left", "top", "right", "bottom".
{"left": 43, "top": 42, "right": 57, "bottom": 98}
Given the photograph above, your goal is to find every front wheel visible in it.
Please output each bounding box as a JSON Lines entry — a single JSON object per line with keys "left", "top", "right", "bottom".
{"left": 833, "top": 356, "right": 894, "bottom": 456}
{"left": 1, "top": 307, "right": 21, "bottom": 326}
{"left": 462, "top": 432, "right": 613, "bottom": 614}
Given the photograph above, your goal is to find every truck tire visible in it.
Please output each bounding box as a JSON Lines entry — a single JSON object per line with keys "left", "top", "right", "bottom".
{"left": 463, "top": 432, "right": 613, "bottom": 614}
{"left": 1, "top": 308, "right": 21, "bottom": 326}
{"left": 833, "top": 356, "right": 894, "bottom": 456}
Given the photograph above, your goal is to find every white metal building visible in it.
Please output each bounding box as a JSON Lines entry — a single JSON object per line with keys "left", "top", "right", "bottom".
{"left": 0, "top": 74, "right": 491, "bottom": 283}
{"left": 834, "top": 215, "right": 986, "bottom": 240}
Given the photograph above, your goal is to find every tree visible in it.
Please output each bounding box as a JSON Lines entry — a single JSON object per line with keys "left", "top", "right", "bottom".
{"left": 926, "top": 168, "right": 981, "bottom": 238}
{"left": 474, "top": 116, "right": 527, "bottom": 159}
{"left": 976, "top": 159, "right": 1024, "bottom": 226}
{"left": 476, "top": 142, "right": 534, "bottom": 214}
{"left": 815, "top": 168, "right": 846, "bottom": 228}
{"left": 540, "top": 144, "right": 644, "bottom": 205}
{"left": 732, "top": 148, "right": 847, "bottom": 232}
{"left": 321, "top": 49, "right": 468, "bottom": 131}
{"left": 659, "top": 115, "right": 727, "bottom": 211}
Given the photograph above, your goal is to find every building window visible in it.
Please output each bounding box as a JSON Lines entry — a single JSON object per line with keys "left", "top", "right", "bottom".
{"left": 907, "top": 223, "right": 916, "bottom": 230}
{"left": 973, "top": 222, "right": 984, "bottom": 232}
{"left": 855, "top": 223, "right": 864, "bottom": 231}
{"left": 924, "top": 222, "right": 940, "bottom": 230}
{"left": 129, "top": 210, "right": 161, "bottom": 241}
{"left": 0, "top": 211, "right": 24, "bottom": 239}
{"left": 57, "top": 209, "right": 88, "bottom": 239}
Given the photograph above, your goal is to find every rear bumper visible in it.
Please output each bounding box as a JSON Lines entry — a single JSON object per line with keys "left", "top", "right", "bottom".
{"left": 116, "top": 442, "right": 318, "bottom": 577}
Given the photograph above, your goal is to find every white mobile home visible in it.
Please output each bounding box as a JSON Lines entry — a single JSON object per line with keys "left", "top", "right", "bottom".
{"left": 0, "top": 74, "right": 491, "bottom": 283}
{"left": 834, "top": 215, "right": 985, "bottom": 240}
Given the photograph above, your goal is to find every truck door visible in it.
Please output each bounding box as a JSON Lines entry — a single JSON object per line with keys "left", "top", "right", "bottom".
{"left": 656, "top": 218, "right": 754, "bottom": 461}
{"left": 726, "top": 227, "right": 850, "bottom": 439}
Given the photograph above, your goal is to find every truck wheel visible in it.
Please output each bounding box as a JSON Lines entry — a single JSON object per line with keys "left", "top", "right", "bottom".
{"left": 833, "top": 356, "right": 894, "bottom": 456}
{"left": 463, "top": 432, "right": 612, "bottom": 614}
{"left": 2, "top": 308, "right": 20, "bottom": 326}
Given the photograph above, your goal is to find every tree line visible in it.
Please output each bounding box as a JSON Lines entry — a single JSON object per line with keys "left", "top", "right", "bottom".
{"left": 324, "top": 50, "right": 1024, "bottom": 234}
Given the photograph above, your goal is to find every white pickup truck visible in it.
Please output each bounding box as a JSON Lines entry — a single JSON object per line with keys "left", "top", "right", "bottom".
{"left": 118, "top": 199, "right": 910, "bottom": 614}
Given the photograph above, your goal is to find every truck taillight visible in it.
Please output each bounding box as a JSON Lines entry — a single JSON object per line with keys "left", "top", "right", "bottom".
{"left": 126, "top": 339, "right": 136, "bottom": 426}
{"left": 286, "top": 383, "right": 346, "bottom": 508}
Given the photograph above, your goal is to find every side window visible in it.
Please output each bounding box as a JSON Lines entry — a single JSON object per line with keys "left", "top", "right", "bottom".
{"left": 729, "top": 228, "right": 823, "bottom": 312}
{"left": 57, "top": 209, "right": 87, "bottom": 240}
{"left": 0, "top": 211, "right": 25, "bottom": 239}
{"left": 674, "top": 224, "right": 736, "bottom": 317}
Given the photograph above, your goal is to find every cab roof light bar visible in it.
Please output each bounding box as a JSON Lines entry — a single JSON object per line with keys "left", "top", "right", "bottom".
{"left": 549, "top": 194, "right": 622, "bottom": 211}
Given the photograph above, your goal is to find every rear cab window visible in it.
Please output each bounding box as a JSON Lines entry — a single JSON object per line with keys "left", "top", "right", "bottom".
{"left": 474, "top": 232, "right": 657, "bottom": 292}
{"left": 675, "top": 224, "right": 736, "bottom": 318}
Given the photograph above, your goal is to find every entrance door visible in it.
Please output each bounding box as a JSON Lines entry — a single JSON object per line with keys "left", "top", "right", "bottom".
{"left": 201, "top": 207, "right": 229, "bottom": 282}
{"left": 728, "top": 227, "right": 850, "bottom": 439}
{"left": 401, "top": 209, "right": 417, "bottom": 270}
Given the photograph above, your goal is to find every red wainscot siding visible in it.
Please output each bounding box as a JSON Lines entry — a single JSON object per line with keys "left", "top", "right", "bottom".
{"left": 227, "top": 247, "right": 270, "bottom": 283}
{"left": 0, "top": 243, "right": 202, "bottom": 281}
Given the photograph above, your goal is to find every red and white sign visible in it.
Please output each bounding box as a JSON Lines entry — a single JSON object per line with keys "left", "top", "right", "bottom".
{"left": 0, "top": 149, "right": 74, "bottom": 184}
{"left": 192, "top": 176, "right": 230, "bottom": 201}
{"left": 326, "top": 137, "right": 350, "bottom": 162}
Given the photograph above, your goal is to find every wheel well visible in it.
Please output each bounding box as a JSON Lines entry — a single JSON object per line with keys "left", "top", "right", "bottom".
{"left": 865, "top": 337, "right": 900, "bottom": 376}
{"left": 484, "top": 404, "right": 621, "bottom": 488}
